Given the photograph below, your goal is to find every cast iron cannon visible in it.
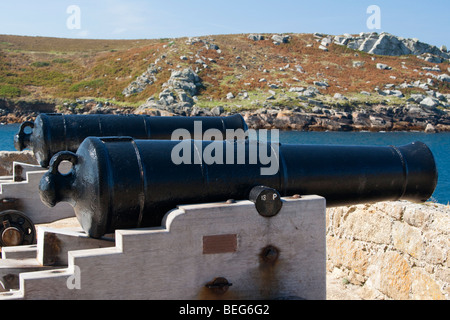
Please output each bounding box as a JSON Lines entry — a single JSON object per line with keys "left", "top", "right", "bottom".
{"left": 14, "top": 113, "right": 248, "bottom": 167}
{"left": 39, "top": 137, "right": 438, "bottom": 238}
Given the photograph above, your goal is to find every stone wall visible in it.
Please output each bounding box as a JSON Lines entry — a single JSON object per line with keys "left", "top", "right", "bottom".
{"left": 326, "top": 201, "right": 449, "bottom": 300}
{"left": 0, "top": 151, "right": 37, "bottom": 176}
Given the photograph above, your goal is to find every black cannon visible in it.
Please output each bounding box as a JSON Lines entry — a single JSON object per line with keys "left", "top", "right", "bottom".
{"left": 39, "top": 137, "right": 438, "bottom": 238}
{"left": 14, "top": 113, "right": 248, "bottom": 167}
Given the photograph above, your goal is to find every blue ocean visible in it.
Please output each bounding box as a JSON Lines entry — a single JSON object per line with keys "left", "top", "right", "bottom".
{"left": 0, "top": 123, "right": 449, "bottom": 204}
{"left": 0, "top": 123, "right": 20, "bottom": 151}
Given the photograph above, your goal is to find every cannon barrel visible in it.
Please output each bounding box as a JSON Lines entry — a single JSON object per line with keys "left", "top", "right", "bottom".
{"left": 14, "top": 113, "right": 248, "bottom": 167}
{"left": 39, "top": 137, "right": 438, "bottom": 238}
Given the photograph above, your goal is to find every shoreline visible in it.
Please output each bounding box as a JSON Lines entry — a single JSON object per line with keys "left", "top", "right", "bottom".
{"left": 1, "top": 102, "right": 450, "bottom": 133}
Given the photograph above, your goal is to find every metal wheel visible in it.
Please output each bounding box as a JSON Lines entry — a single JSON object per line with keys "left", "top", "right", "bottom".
{"left": 0, "top": 210, "right": 36, "bottom": 247}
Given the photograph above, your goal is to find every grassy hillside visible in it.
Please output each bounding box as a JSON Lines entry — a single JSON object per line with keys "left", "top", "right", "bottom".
{"left": 0, "top": 33, "right": 449, "bottom": 110}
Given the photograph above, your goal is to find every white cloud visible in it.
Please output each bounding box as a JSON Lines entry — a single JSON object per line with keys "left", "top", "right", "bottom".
{"left": 76, "top": 29, "right": 90, "bottom": 38}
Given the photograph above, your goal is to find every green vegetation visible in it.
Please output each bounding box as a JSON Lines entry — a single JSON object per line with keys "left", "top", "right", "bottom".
{"left": 94, "top": 97, "right": 144, "bottom": 108}
{"left": 31, "top": 61, "right": 51, "bottom": 67}
{"left": 52, "top": 58, "right": 71, "bottom": 64}
{"left": 69, "top": 79, "right": 105, "bottom": 92}
{"left": 0, "top": 84, "right": 27, "bottom": 98}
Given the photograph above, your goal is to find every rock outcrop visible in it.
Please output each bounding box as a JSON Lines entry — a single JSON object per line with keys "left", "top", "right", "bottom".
{"left": 135, "top": 67, "right": 202, "bottom": 115}
{"left": 248, "top": 34, "right": 265, "bottom": 41}
{"left": 271, "top": 34, "right": 291, "bottom": 45}
{"left": 122, "top": 64, "right": 160, "bottom": 97}
{"left": 240, "top": 101, "right": 450, "bottom": 132}
{"left": 0, "top": 99, "right": 56, "bottom": 124}
{"left": 333, "top": 32, "right": 449, "bottom": 62}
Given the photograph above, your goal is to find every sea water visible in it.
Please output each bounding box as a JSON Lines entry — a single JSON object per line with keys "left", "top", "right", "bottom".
{"left": 0, "top": 123, "right": 20, "bottom": 151}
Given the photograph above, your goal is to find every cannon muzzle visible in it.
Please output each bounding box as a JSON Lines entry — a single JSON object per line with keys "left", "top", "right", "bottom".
{"left": 39, "top": 137, "right": 438, "bottom": 238}
{"left": 15, "top": 113, "right": 248, "bottom": 167}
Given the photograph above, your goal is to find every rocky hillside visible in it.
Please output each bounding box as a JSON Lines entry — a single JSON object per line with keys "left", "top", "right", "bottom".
{"left": 0, "top": 32, "right": 449, "bottom": 131}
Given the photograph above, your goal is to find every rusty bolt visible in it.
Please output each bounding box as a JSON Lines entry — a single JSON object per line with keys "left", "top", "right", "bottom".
{"left": 261, "top": 245, "right": 279, "bottom": 264}
{"left": 205, "top": 277, "right": 232, "bottom": 295}
{"left": 226, "top": 199, "right": 236, "bottom": 204}
{"left": 1, "top": 227, "right": 23, "bottom": 246}
{"left": 291, "top": 194, "right": 301, "bottom": 199}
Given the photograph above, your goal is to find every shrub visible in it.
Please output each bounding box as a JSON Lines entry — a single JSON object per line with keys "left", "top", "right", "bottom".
{"left": 31, "top": 61, "right": 51, "bottom": 67}
{"left": 52, "top": 58, "right": 71, "bottom": 64}
{"left": 0, "top": 85, "right": 26, "bottom": 98}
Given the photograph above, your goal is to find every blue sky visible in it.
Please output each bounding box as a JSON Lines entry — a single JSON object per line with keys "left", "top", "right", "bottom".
{"left": 0, "top": 0, "right": 448, "bottom": 47}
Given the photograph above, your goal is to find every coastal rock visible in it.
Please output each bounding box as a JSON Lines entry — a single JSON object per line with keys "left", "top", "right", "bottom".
{"left": 166, "top": 67, "right": 201, "bottom": 96}
{"left": 352, "top": 61, "right": 365, "bottom": 68}
{"left": 135, "top": 67, "right": 201, "bottom": 114}
{"left": 420, "top": 97, "right": 439, "bottom": 108}
{"left": 369, "top": 33, "right": 411, "bottom": 56}
{"left": 211, "top": 106, "right": 224, "bottom": 116}
{"left": 122, "top": 63, "right": 159, "bottom": 97}
{"left": 376, "top": 63, "right": 392, "bottom": 70}
{"left": 248, "top": 34, "right": 264, "bottom": 41}
{"left": 207, "top": 43, "right": 220, "bottom": 51}
{"left": 334, "top": 34, "right": 351, "bottom": 46}
{"left": 425, "top": 123, "right": 437, "bottom": 133}
{"left": 437, "top": 74, "right": 450, "bottom": 82}
{"left": 289, "top": 87, "right": 305, "bottom": 93}
{"left": 422, "top": 66, "right": 441, "bottom": 72}
{"left": 271, "top": 34, "right": 290, "bottom": 44}
{"left": 301, "top": 90, "right": 316, "bottom": 98}
{"left": 136, "top": 90, "right": 450, "bottom": 132}
{"left": 390, "top": 90, "right": 404, "bottom": 98}
{"left": 339, "top": 32, "right": 450, "bottom": 60}
{"left": 185, "top": 37, "right": 202, "bottom": 45}
{"left": 295, "top": 65, "right": 305, "bottom": 73}
{"left": 312, "top": 115, "right": 353, "bottom": 131}
{"left": 313, "top": 81, "right": 329, "bottom": 87}
{"left": 238, "top": 99, "right": 450, "bottom": 133}
{"left": 409, "top": 94, "right": 426, "bottom": 103}
{"left": 272, "top": 111, "right": 309, "bottom": 130}
{"left": 418, "top": 53, "right": 444, "bottom": 64}
{"left": 333, "top": 93, "right": 348, "bottom": 100}
{"left": 321, "top": 36, "right": 332, "bottom": 46}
